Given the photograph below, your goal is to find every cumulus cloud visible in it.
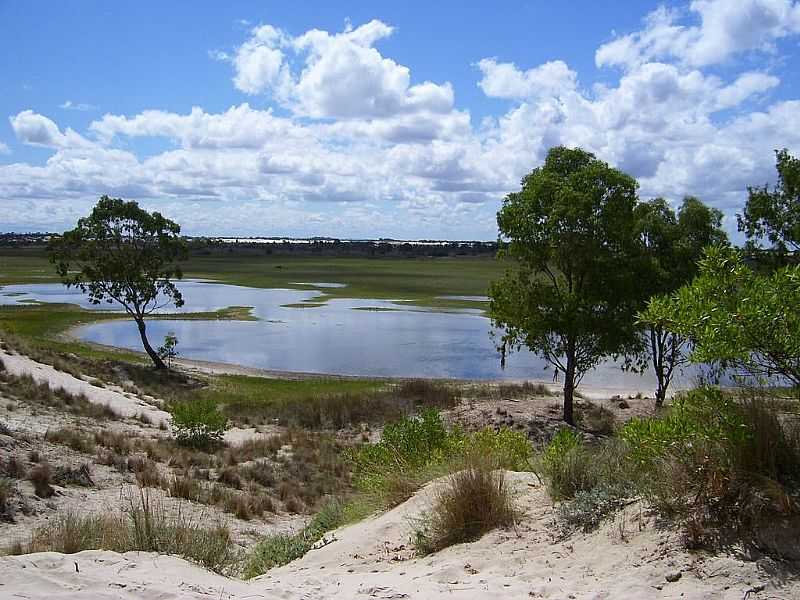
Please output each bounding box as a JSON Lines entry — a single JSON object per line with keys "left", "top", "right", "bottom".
{"left": 596, "top": 0, "right": 800, "bottom": 69}
{"left": 3, "top": 6, "right": 800, "bottom": 239}
{"left": 477, "top": 59, "right": 577, "bottom": 99}
{"left": 227, "top": 19, "right": 456, "bottom": 122}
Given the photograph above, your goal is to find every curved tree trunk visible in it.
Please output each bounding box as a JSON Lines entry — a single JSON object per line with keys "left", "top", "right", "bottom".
{"left": 136, "top": 318, "right": 166, "bottom": 369}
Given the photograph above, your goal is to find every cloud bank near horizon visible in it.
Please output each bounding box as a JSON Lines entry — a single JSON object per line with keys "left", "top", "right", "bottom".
{"left": 3, "top": 0, "right": 800, "bottom": 240}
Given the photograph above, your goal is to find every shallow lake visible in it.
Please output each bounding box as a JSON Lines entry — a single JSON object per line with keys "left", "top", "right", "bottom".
{"left": 0, "top": 280, "right": 716, "bottom": 392}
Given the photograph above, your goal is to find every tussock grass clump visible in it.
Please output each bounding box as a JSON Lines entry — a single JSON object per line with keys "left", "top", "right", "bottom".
{"left": 29, "top": 463, "right": 54, "bottom": 498}
{"left": 16, "top": 490, "right": 236, "bottom": 573}
{"left": 473, "top": 381, "right": 553, "bottom": 400}
{"left": 412, "top": 460, "right": 518, "bottom": 555}
{"left": 0, "top": 477, "right": 16, "bottom": 522}
{"left": 578, "top": 403, "right": 617, "bottom": 436}
{"left": 1, "top": 455, "right": 27, "bottom": 479}
{"left": 46, "top": 427, "right": 96, "bottom": 454}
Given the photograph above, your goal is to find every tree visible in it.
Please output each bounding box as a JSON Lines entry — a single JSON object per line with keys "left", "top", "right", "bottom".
{"left": 49, "top": 196, "right": 188, "bottom": 369}
{"left": 489, "top": 146, "right": 642, "bottom": 425}
{"left": 738, "top": 149, "right": 800, "bottom": 261}
{"left": 643, "top": 245, "right": 800, "bottom": 387}
{"left": 634, "top": 197, "right": 727, "bottom": 405}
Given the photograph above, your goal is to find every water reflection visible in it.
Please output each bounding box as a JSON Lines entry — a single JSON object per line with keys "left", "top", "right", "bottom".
{"left": 0, "top": 281, "right": 716, "bottom": 391}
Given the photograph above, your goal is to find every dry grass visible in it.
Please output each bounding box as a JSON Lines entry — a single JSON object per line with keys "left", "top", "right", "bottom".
{"left": 0, "top": 477, "right": 15, "bottom": 522}
{"left": 412, "top": 459, "right": 518, "bottom": 555}
{"left": 0, "top": 370, "right": 119, "bottom": 420}
{"left": 13, "top": 489, "right": 237, "bottom": 573}
{"left": 29, "top": 463, "right": 54, "bottom": 498}
{"left": 224, "top": 379, "right": 461, "bottom": 429}
{"left": 578, "top": 403, "right": 617, "bottom": 436}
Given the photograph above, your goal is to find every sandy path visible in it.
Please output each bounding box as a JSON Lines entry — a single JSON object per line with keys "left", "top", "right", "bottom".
{"left": 1, "top": 472, "right": 794, "bottom": 599}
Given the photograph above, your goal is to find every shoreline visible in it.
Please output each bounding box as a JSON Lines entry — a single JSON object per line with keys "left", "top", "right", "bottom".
{"left": 62, "top": 325, "right": 662, "bottom": 399}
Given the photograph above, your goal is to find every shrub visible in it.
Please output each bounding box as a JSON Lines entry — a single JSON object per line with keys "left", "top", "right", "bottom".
{"left": 1, "top": 455, "right": 27, "bottom": 479}
{"left": 556, "top": 483, "right": 631, "bottom": 535}
{"left": 467, "top": 427, "right": 532, "bottom": 471}
{"left": 243, "top": 499, "right": 345, "bottom": 578}
{"left": 412, "top": 462, "right": 518, "bottom": 555}
{"left": 622, "top": 387, "right": 800, "bottom": 550}
{"left": 170, "top": 397, "right": 228, "bottom": 449}
{"left": 579, "top": 404, "right": 616, "bottom": 435}
{"left": 29, "top": 464, "right": 54, "bottom": 498}
{"left": 0, "top": 477, "right": 15, "bottom": 522}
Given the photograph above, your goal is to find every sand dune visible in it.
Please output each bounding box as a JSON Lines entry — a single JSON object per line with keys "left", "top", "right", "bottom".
{"left": 1, "top": 471, "right": 793, "bottom": 599}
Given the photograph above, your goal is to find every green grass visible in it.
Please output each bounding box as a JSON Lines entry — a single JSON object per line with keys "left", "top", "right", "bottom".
{"left": 0, "top": 249, "right": 503, "bottom": 310}
{"left": 203, "top": 374, "right": 384, "bottom": 404}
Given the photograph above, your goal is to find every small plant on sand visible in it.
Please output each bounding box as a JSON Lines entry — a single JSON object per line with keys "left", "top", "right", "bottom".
{"left": 157, "top": 332, "right": 180, "bottom": 369}
{"left": 412, "top": 458, "right": 518, "bottom": 555}
{"left": 0, "top": 477, "right": 16, "bottom": 522}
{"left": 169, "top": 397, "right": 228, "bottom": 449}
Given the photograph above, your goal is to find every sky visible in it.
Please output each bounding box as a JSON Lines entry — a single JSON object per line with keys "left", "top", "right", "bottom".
{"left": 2, "top": 1, "right": 800, "bottom": 241}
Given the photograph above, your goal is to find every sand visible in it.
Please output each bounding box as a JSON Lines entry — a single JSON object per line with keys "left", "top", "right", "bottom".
{"left": 1, "top": 472, "right": 795, "bottom": 599}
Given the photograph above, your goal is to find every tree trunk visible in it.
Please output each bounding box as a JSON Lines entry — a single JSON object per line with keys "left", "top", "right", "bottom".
{"left": 563, "top": 342, "right": 577, "bottom": 425}
{"left": 651, "top": 326, "right": 666, "bottom": 407}
{"left": 136, "top": 318, "right": 166, "bottom": 370}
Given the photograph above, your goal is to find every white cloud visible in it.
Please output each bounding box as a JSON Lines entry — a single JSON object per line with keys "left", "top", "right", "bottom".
{"left": 0, "top": 142, "right": 9, "bottom": 155}
{"left": 227, "top": 19, "right": 457, "bottom": 122}
{"left": 477, "top": 59, "right": 577, "bottom": 99}
{"left": 597, "top": 0, "right": 800, "bottom": 69}
{"left": 4, "top": 7, "right": 800, "bottom": 240}
{"left": 60, "top": 100, "right": 98, "bottom": 111}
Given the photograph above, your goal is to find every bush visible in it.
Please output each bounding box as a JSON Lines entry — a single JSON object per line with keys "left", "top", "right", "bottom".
{"left": 621, "top": 387, "right": 800, "bottom": 549}
{"left": 0, "top": 478, "right": 15, "bottom": 522}
{"left": 556, "top": 483, "right": 631, "bottom": 535}
{"left": 412, "top": 461, "right": 518, "bottom": 555}
{"left": 29, "top": 464, "right": 54, "bottom": 498}
{"left": 243, "top": 499, "right": 345, "bottom": 578}
{"left": 170, "top": 397, "right": 228, "bottom": 449}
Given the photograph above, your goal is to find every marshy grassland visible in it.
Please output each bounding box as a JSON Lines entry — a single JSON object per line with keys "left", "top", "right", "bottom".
{"left": 0, "top": 247, "right": 501, "bottom": 310}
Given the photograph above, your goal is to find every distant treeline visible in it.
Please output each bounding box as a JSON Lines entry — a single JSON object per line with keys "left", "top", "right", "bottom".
{"left": 185, "top": 238, "right": 499, "bottom": 258}
{"left": 0, "top": 232, "right": 498, "bottom": 258}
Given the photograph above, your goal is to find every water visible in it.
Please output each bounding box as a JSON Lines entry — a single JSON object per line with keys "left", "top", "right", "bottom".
{"left": 0, "top": 281, "right": 710, "bottom": 391}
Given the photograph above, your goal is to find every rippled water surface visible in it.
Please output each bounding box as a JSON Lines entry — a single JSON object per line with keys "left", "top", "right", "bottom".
{"left": 1, "top": 281, "right": 709, "bottom": 390}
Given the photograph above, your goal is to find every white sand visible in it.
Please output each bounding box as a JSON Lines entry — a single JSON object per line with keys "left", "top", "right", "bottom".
{"left": 0, "top": 346, "right": 171, "bottom": 426}
{"left": 1, "top": 472, "right": 794, "bottom": 599}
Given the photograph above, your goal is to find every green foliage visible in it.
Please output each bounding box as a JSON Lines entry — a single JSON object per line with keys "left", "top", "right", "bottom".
{"left": 157, "top": 332, "right": 179, "bottom": 368}
{"left": 620, "top": 387, "right": 748, "bottom": 470}
{"left": 351, "top": 410, "right": 532, "bottom": 509}
{"left": 641, "top": 246, "right": 800, "bottom": 386}
{"left": 243, "top": 499, "right": 346, "bottom": 578}
{"left": 633, "top": 196, "right": 727, "bottom": 403}
{"left": 739, "top": 148, "right": 800, "bottom": 257}
{"left": 489, "top": 146, "right": 644, "bottom": 424}
{"left": 169, "top": 397, "right": 229, "bottom": 449}
{"left": 468, "top": 426, "right": 533, "bottom": 471}
{"left": 556, "top": 483, "right": 631, "bottom": 535}
{"left": 48, "top": 196, "right": 188, "bottom": 368}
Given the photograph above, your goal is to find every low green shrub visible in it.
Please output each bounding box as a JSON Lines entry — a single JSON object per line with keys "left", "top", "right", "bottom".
{"left": 556, "top": 483, "right": 631, "bottom": 535}
{"left": 169, "top": 397, "right": 228, "bottom": 449}
{"left": 242, "top": 499, "right": 345, "bottom": 578}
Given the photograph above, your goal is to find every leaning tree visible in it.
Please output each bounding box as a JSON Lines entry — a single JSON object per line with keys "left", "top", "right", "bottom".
{"left": 49, "top": 195, "right": 188, "bottom": 369}
{"left": 489, "top": 146, "right": 643, "bottom": 425}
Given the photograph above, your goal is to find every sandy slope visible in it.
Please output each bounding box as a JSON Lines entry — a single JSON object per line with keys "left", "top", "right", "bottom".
{"left": 0, "top": 346, "right": 171, "bottom": 425}
{"left": 1, "top": 472, "right": 795, "bottom": 600}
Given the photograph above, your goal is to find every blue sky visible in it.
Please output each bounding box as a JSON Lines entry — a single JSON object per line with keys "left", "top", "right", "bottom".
{"left": 2, "top": 1, "right": 800, "bottom": 239}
